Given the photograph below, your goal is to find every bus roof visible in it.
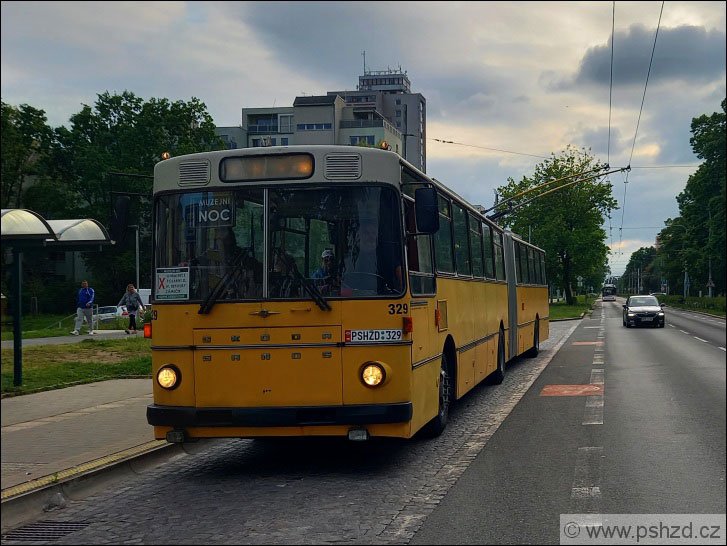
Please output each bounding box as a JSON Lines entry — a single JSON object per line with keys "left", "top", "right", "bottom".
{"left": 153, "top": 144, "right": 535, "bottom": 243}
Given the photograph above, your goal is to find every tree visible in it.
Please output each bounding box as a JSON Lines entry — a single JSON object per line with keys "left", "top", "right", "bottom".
{"left": 495, "top": 145, "right": 618, "bottom": 304}
{"left": 20, "top": 91, "right": 225, "bottom": 302}
{"left": 654, "top": 98, "right": 725, "bottom": 296}
{"left": 622, "top": 246, "right": 659, "bottom": 294}
{"left": 0, "top": 102, "right": 53, "bottom": 208}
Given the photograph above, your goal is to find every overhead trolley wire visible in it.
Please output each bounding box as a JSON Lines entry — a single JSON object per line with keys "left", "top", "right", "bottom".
{"left": 429, "top": 138, "right": 550, "bottom": 160}
{"left": 617, "top": 1, "right": 664, "bottom": 258}
{"left": 607, "top": 1, "right": 616, "bottom": 258}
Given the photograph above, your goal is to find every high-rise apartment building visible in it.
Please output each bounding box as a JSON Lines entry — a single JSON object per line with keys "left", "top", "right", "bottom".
{"left": 216, "top": 67, "right": 426, "bottom": 172}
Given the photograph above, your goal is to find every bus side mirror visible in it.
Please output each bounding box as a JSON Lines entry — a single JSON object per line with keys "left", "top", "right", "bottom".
{"left": 414, "top": 187, "right": 439, "bottom": 234}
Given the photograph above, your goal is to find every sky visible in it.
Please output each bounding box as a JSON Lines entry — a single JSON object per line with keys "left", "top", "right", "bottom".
{"left": 2, "top": 1, "right": 725, "bottom": 276}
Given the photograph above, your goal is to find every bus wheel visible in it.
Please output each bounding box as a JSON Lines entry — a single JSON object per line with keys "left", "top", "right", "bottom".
{"left": 490, "top": 329, "right": 506, "bottom": 385}
{"left": 525, "top": 321, "right": 539, "bottom": 358}
{"left": 421, "top": 352, "right": 452, "bottom": 438}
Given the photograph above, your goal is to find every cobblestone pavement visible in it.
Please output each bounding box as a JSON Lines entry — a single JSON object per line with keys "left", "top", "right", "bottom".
{"left": 2, "top": 322, "right": 576, "bottom": 545}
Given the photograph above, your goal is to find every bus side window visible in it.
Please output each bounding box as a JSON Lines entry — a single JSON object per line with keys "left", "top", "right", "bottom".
{"left": 493, "top": 230, "right": 506, "bottom": 281}
{"left": 452, "top": 203, "right": 471, "bottom": 276}
{"left": 469, "top": 215, "right": 484, "bottom": 278}
{"left": 434, "top": 194, "right": 454, "bottom": 273}
{"left": 482, "top": 223, "right": 495, "bottom": 279}
{"left": 405, "top": 199, "right": 435, "bottom": 295}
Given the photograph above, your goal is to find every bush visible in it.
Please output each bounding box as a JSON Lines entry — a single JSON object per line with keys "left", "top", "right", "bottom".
{"left": 658, "top": 294, "right": 725, "bottom": 314}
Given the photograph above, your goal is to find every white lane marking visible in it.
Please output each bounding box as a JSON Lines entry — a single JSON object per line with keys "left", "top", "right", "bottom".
{"left": 582, "top": 397, "right": 604, "bottom": 425}
{"left": 589, "top": 369, "right": 604, "bottom": 384}
{"left": 584, "top": 326, "right": 600, "bottom": 329}
{"left": 668, "top": 324, "right": 675, "bottom": 327}
{"left": 693, "top": 337, "right": 708, "bottom": 343}
{"left": 583, "top": 369, "right": 604, "bottom": 425}
{"left": 570, "top": 447, "right": 604, "bottom": 516}
{"left": 719, "top": 347, "right": 726, "bottom": 352}
{"left": 679, "top": 330, "right": 690, "bottom": 334}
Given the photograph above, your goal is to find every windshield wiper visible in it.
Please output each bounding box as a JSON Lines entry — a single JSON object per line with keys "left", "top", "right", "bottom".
{"left": 198, "top": 253, "right": 247, "bottom": 315}
{"left": 275, "top": 248, "right": 331, "bottom": 311}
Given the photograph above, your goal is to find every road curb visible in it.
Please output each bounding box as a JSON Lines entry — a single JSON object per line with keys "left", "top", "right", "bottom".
{"left": 0, "top": 440, "right": 182, "bottom": 533}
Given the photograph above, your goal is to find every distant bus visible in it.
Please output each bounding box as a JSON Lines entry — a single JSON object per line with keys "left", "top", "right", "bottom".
{"left": 602, "top": 284, "right": 617, "bottom": 301}
{"left": 146, "top": 145, "right": 549, "bottom": 442}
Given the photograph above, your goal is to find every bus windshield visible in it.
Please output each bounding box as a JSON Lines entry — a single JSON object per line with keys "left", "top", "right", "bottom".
{"left": 154, "top": 185, "right": 405, "bottom": 304}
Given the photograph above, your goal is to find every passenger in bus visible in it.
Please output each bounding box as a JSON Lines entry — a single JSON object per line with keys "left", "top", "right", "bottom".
{"left": 312, "top": 249, "right": 340, "bottom": 296}
{"left": 215, "top": 228, "right": 262, "bottom": 299}
{"left": 270, "top": 249, "right": 300, "bottom": 298}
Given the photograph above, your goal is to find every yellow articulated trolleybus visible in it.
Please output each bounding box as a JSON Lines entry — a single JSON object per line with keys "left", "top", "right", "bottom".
{"left": 147, "top": 145, "right": 549, "bottom": 442}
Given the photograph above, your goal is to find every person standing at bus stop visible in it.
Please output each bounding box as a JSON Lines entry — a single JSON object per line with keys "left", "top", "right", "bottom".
{"left": 70, "top": 279, "right": 95, "bottom": 335}
{"left": 118, "top": 283, "right": 145, "bottom": 334}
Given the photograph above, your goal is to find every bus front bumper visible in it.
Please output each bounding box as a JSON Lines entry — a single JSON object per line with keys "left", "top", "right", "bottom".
{"left": 147, "top": 402, "right": 413, "bottom": 427}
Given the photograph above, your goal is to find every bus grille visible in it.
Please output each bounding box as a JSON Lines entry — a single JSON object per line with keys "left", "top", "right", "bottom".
{"left": 178, "top": 160, "right": 211, "bottom": 186}
{"left": 324, "top": 153, "right": 362, "bottom": 180}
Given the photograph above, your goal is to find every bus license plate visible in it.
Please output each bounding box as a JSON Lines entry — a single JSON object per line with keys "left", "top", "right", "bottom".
{"left": 345, "top": 329, "right": 403, "bottom": 343}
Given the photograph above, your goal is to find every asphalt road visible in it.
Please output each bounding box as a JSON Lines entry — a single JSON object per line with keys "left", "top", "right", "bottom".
{"left": 411, "top": 299, "right": 726, "bottom": 544}
{"left": 2, "top": 306, "right": 724, "bottom": 544}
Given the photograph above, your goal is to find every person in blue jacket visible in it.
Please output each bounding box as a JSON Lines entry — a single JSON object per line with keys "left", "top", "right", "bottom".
{"left": 71, "top": 280, "right": 95, "bottom": 335}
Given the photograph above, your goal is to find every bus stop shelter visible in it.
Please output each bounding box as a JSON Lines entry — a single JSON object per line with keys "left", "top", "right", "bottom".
{"left": 1, "top": 209, "right": 113, "bottom": 387}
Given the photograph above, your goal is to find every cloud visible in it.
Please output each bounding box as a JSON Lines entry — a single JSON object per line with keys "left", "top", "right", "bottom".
{"left": 548, "top": 24, "right": 726, "bottom": 92}
{"left": 1, "top": 1, "right": 723, "bottom": 277}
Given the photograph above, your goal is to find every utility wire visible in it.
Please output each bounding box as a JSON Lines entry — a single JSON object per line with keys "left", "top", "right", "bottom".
{"left": 429, "top": 139, "right": 696, "bottom": 170}
{"left": 630, "top": 164, "right": 699, "bottom": 169}
{"left": 430, "top": 138, "right": 549, "bottom": 159}
{"left": 607, "top": 1, "right": 616, "bottom": 258}
{"left": 627, "top": 0, "right": 664, "bottom": 171}
{"left": 617, "top": 1, "right": 664, "bottom": 259}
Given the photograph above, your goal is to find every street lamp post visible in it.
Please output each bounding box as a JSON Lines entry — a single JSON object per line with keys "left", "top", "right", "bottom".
{"left": 668, "top": 223, "right": 688, "bottom": 299}
{"left": 129, "top": 225, "right": 140, "bottom": 289}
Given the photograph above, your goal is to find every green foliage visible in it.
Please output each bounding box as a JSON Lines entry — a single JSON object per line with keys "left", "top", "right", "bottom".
{"left": 2, "top": 91, "right": 227, "bottom": 304}
{"left": 0, "top": 101, "right": 54, "bottom": 209}
{"left": 630, "top": 99, "right": 726, "bottom": 297}
{"left": 496, "top": 145, "right": 617, "bottom": 304}
{"left": 657, "top": 294, "right": 725, "bottom": 315}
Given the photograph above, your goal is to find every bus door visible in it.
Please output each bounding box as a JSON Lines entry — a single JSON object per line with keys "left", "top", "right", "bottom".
{"left": 503, "top": 231, "right": 518, "bottom": 360}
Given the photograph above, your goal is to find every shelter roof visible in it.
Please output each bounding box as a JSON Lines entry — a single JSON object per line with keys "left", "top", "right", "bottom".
{"left": 1, "top": 209, "right": 112, "bottom": 248}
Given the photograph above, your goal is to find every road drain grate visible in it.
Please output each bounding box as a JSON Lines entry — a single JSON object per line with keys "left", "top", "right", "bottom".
{"left": 3, "top": 521, "right": 89, "bottom": 541}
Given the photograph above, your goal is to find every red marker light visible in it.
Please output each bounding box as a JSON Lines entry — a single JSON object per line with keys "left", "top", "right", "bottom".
{"left": 403, "top": 316, "right": 413, "bottom": 334}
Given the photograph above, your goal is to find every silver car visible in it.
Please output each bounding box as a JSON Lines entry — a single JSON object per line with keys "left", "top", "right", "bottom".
{"left": 93, "top": 305, "right": 128, "bottom": 322}
{"left": 623, "top": 295, "right": 665, "bottom": 328}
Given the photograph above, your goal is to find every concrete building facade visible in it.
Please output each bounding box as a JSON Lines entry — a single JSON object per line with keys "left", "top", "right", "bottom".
{"left": 216, "top": 68, "right": 427, "bottom": 172}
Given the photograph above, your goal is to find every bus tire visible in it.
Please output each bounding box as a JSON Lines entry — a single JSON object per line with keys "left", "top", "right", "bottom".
{"left": 490, "top": 329, "right": 506, "bottom": 385}
{"left": 421, "top": 352, "right": 452, "bottom": 438}
{"left": 524, "top": 321, "right": 539, "bottom": 358}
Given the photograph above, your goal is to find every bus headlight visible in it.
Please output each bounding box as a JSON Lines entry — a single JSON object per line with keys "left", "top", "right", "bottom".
{"left": 361, "top": 362, "right": 386, "bottom": 388}
{"left": 157, "top": 365, "right": 180, "bottom": 390}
